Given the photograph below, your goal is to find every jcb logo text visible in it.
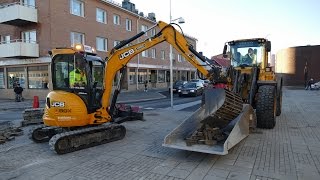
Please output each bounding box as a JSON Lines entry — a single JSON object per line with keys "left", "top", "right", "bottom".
{"left": 52, "top": 102, "right": 65, "bottom": 107}
{"left": 119, "top": 49, "right": 134, "bottom": 60}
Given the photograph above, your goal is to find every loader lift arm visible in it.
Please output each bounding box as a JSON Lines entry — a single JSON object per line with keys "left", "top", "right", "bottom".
{"left": 94, "top": 21, "right": 219, "bottom": 124}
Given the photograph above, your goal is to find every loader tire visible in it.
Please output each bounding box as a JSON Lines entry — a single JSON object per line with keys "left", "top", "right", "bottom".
{"left": 276, "top": 90, "right": 282, "bottom": 116}
{"left": 256, "top": 85, "right": 276, "bottom": 129}
{"left": 276, "top": 78, "right": 283, "bottom": 116}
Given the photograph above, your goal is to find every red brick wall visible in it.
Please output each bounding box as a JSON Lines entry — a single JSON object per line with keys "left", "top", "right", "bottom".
{"left": 276, "top": 45, "right": 320, "bottom": 86}
{"left": 0, "top": 0, "right": 197, "bottom": 70}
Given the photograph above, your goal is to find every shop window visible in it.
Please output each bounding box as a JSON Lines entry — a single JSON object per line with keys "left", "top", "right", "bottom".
{"left": 7, "top": 67, "right": 26, "bottom": 89}
{"left": 138, "top": 69, "right": 147, "bottom": 84}
{"left": 181, "top": 71, "right": 187, "bottom": 81}
{"left": 129, "top": 68, "right": 136, "bottom": 84}
{"left": 158, "top": 70, "right": 165, "bottom": 83}
{"left": 28, "top": 66, "right": 49, "bottom": 89}
{"left": 191, "top": 71, "right": 195, "bottom": 79}
{"left": 0, "top": 68, "right": 4, "bottom": 88}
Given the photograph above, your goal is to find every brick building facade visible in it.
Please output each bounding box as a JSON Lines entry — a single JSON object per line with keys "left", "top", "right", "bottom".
{"left": 276, "top": 45, "right": 320, "bottom": 86}
{"left": 0, "top": 0, "right": 198, "bottom": 99}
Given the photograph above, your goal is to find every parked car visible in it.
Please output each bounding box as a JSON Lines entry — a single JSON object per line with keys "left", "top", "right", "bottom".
{"left": 191, "top": 79, "right": 211, "bottom": 87}
{"left": 169, "top": 80, "right": 188, "bottom": 93}
{"left": 178, "top": 82, "right": 204, "bottom": 97}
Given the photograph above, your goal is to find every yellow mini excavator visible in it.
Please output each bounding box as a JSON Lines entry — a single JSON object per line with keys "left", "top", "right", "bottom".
{"left": 31, "top": 21, "right": 276, "bottom": 155}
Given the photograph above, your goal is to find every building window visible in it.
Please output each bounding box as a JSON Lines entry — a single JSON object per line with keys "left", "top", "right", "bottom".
{"left": 191, "top": 71, "right": 195, "bottom": 79}
{"left": 22, "top": 30, "right": 36, "bottom": 43}
{"left": 142, "top": 50, "right": 148, "bottom": 57}
{"left": 0, "top": 68, "right": 4, "bottom": 89}
{"left": 71, "top": 32, "right": 85, "bottom": 46}
{"left": 70, "top": 0, "right": 84, "bottom": 17}
{"left": 113, "top": 40, "right": 120, "bottom": 47}
{"left": 96, "top": 8, "right": 106, "bottom": 24}
{"left": 7, "top": 67, "right": 26, "bottom": 89}
{"left": 113, "top": 14, "right": 120, "bottom": 25}
{"left": 1, "top": 35, "right": 10, "bottom": 44}
{"left": 96, "top": 37, "right": 107, "bottom": 51}
{"left": 126, "top": 18, "right": 132, "bottom": 31}
{"left": 141, "top": 25, "right": 148, "bottom": 36}
{"left": 28, "top": 66, "right": 49, "bottom": 89}
{"left": 161, "top": 50, "right": 165, "bottom": 60}
{"left": 138, "top": 69, "right": 147, "bottom": 84}
{"left": 158, "top": 70, "right": 165, "bottom": 83}
{"left": 151, "top": 48, "right": 156, "bottom": 59}
{"left": 178, "top": 54, "right": 182, "bottom": 62}
{"left": 129, "top": 68, "right": 136, "bottom": 84}
{"left": 151, "top": 29, "right": 156, "bottom": 36}
{"left": 23, "top": 0, "right": 36, "bottom": 7}
{"left": 172, "top": 53, "right": 176, "bottom": 60}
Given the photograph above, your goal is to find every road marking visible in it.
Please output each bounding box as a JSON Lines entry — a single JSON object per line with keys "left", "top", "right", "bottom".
{"left": 144, "top": 107, "right": 155, "bottom": 110}
{"left": 165, "top": 100, "right": 201, "bottom": 111}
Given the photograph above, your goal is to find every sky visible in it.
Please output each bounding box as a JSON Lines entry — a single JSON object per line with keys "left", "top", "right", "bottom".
{"left": 114, "top": 0, "right": 320, "bottom": 57}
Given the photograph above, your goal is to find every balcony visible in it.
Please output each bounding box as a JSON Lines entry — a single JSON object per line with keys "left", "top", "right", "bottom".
{"left": 0, "top": 2, "right": 37, "bottom": 26}
{"left": 0, "top": 40, "right": 39, "bottom": 58}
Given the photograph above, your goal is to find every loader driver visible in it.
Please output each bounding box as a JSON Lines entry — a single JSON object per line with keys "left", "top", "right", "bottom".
{"left": 69, "top": 61, "right": 87, "bottom": 88}
{"left": 240, "top": 48, "right": 254, "bottom": 66}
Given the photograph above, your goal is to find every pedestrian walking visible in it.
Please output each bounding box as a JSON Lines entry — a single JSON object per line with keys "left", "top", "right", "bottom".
{"left": 14, "top": 83, "right": 24, "bottom": 102}
{"left": 144, "top": 80, "right": 148, "bottom": 92}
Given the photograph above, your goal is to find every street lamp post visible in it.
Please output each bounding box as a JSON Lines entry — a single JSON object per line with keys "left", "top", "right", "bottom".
{"left": 169, "top": 0, "right": 185, "bottom": 108}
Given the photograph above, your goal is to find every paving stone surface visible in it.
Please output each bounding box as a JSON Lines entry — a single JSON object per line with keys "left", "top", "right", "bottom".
{"left": 0, "top": 88, "right": 320, "bottom": 180}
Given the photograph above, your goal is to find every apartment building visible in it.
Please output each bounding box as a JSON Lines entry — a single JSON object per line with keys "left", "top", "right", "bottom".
{"left": 0, "top": 0, "right": 198, "bottom": 99}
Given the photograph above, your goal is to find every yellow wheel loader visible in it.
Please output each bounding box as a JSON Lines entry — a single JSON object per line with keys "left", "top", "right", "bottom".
{"left": 164, "top": 38, "right": 283, "bottom": 155}
{"left": 223, "top": 38, "right": 283, "bottom": 128}
{"left": 30, "top": 21, "right": 262, "bottom": 155}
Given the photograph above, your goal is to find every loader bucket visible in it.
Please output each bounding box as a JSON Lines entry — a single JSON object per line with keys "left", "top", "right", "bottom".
{"left": 163, "top": 88, "right": 255, "bottom": 155}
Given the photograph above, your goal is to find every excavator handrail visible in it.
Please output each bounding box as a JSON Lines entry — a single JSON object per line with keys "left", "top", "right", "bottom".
{"left": 95, "top": 21, "right": 220, "bottom": 123}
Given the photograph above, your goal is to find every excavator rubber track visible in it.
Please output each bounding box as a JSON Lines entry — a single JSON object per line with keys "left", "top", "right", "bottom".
{"left": 48, "top": 124, "right": 126, "bottom": 154}
{"left": 30, "top": 125, "right": 62, "bottom": 143}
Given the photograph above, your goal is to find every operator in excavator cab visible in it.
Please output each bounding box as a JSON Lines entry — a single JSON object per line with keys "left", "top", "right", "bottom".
{"left": 69, "top": 60, "right": 87, "bottom": 88}
{"left": 240, "top": 48, "right": 254, "bottom": 65}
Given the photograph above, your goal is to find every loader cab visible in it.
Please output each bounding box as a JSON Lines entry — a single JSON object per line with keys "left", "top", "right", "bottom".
{"left": 226, "top": 38, "right": 269, "bottom": 69}
{"left": 50, "top": 44, "right": 105, "bottom": 113}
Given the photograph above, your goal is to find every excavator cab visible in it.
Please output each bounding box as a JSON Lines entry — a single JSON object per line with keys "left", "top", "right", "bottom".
{"left": 44, "top": 44, "right": 105, "bottom": 127}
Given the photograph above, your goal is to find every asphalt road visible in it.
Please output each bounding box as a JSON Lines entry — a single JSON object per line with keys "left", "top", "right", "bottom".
{"left": 127, "top": 91, "right": 202, "bottom": 112}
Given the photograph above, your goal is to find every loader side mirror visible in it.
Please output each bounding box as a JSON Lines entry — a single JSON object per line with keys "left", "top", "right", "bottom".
{"left": 266, "top": 41, "right": 271, "bottom": 52}
{"left": 223, "top": 44, "right": 228, "bottom": 58}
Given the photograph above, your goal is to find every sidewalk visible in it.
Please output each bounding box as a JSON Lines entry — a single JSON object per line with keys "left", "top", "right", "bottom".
{"left": 0, "top": 88, "right": 167, "bottom": 111}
